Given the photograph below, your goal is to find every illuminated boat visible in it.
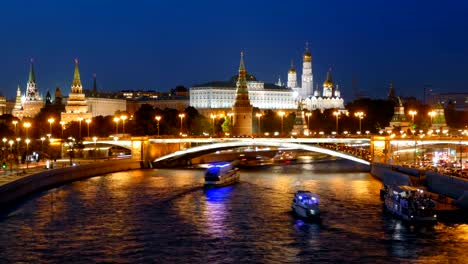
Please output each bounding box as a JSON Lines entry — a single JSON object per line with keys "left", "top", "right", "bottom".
{"left": 204, "top": 161, "right": 240, "bottom": 187}
{"left": 292, "top": 191, "right": 320, "bottom": 219}
{"left": 384, "top": 185, "right": 437, "bottom": 222}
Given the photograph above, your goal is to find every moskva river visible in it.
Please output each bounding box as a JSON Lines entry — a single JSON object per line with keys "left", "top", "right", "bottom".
{"left": 1, "top": 160, "right": 467, "bottom": 263}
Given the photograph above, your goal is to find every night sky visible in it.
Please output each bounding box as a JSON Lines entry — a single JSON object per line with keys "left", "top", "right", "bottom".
{"left": 0, "top": 0, "right": 467, "bottom": 102}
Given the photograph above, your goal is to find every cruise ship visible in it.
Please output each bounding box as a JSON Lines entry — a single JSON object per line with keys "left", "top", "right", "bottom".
{"left": 384, "top": 185, "right": 437, "bottom": 222}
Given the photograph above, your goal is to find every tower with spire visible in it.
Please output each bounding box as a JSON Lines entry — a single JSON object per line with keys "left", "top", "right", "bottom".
{"left": 287, "top": 60, "right": 297, "bottom": 89}
{"left": 301, "top": 43, "right": 313, "bottom": 98}
{"left": 22, "top": 59, "right": 44, "bottom": 117}
{"left": 26, "top": 59, "right": 40, "bottom": 101}
{"left": 12, "top": 85, "right": 24, "bottom": 119}
{"left": 61, "top": 59, "right": 92, "bottom": 124}
{"left": 231, "top": 52, "right": 253, "bottom": 136}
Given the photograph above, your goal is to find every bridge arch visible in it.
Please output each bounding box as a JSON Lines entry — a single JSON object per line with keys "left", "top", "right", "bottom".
{"left": 153, "top": 139, "right": 370, "bottom": 166}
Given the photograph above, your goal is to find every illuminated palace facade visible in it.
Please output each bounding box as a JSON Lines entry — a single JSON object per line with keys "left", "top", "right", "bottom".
{"left": 190, "top": 46, "right": 344, "bottom": 112}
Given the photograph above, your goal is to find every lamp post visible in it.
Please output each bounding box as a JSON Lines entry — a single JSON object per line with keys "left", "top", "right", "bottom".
{"left": 305, "top": 112, "right": 312, "bottom": 130}
{"left": 113, "top": 117, "right": 120, "bottom": 135}
{"left": 2, "top": 137, "right": 6, "bottom": 150}
{"left": 278, "top": 111, "right": 285, "bottom": 136}
{"left": 77, "top": 117, "right": 83, "bottom": 139}
{"left": 93, "top": 136, "right": 97, "bottom": 162}
{"left": 40, "top": 137, "right": 45, "bottom": 153}
{"left": 25, "top": 138, "right": 30, "bottom": 169}
{"left": 120, "top": 115, "right": 127, "bottom": 135}
{"left": 16, "top": 138, "right": 20, "bottom": 161}
{"left": 411, "top": 129, "right": 417, "bottom": 165}
{"left": 178, "top": 113, "right": 185, "bottom": 135}
{"left": 354, "top": 111, "right": 364, "bottom": 134}
{"left": 256, "top": 113, "right": 262, "bottom": 136}
{"left": 48, "top": 117, "right": 55, "bottom": 137}
{"left": 333, "top": 111, "right": 341, "bottom": 133}
{"left": 155, "top": 116, "right": 161, "bottom": 136}
{"left": 210, "top": 113, "right": 216, "bottom": 136}
{"left": 60, "top": 121, "right": 65, "bottom": 139}
{"left": 85, "top": 119, "right": 91, "bottom": 138}
{"left": 12, "top": 120, "right": 18, "bottom": 136}
{"left": 8, "top": 140, "right": 13, "bottom": 152}
{"left": 23, "top": 122, "right": 31, "bottom": 139}
{"left": 409, "top": 110, "right": 417, "bottom": 123}
{"left": 67, "top": 137, "right": 75, "bottom": 166}
{"left": 428, "top": 111, "right": 436, "bottom": 127}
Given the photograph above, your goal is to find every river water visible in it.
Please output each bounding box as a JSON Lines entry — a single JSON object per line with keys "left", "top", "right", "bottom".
{"left": 0, "top": 160, "right": 467, "bottom": 263}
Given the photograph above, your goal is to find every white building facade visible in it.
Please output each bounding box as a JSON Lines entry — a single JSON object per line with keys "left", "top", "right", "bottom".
{"left": 190, "top": 80, "right": 296, "bottom": 110}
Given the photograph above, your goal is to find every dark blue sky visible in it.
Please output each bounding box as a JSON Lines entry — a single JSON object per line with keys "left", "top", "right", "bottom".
{"left": 1, "top": 0, "right": 467, "bottom": 101}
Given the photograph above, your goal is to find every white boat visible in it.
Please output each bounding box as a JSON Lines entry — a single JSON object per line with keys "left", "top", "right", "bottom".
{"left": 204, "top": 161, "right": 240, "bottom": 187}
{"left": 292, "top": 191, "right": 320, "bottom": 219}
{"left": 384, "top": 185, "right": 437, "bottom": 222}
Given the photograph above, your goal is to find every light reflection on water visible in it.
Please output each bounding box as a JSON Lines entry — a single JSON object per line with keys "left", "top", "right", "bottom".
{"left": 0, "top": 161, "right": 467, "bottom": 263}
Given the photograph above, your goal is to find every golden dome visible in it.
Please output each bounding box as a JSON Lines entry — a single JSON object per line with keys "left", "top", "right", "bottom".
{"left": 288, "top": 68, "right": 296, "bottom": 74}
{"left": 303, "top": 52, "right": 312, "bottom": 62}
{"left": 323, "top": 71, "right": 333, "bottom": 87}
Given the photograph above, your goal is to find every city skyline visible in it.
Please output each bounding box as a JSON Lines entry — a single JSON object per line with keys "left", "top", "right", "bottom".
{"left": 1, "top": 1, "right": 468, "bottom": 101}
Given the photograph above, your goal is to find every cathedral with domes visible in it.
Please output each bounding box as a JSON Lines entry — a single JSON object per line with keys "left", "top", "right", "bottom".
{"left": 288, "top": 44, "right": 344, "bottom": 111}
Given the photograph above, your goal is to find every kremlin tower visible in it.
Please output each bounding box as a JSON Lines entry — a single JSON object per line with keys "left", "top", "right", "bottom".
{"left": 301, "top": 43, "right": 313, "bottom": 98}
{"left": 22, "top": 59, "right": 44, "bottom": 117}
{"left": 231, "top": 52, "right": 253, "bottom": 136}
{"left": 61, "top": 59, "right": 92, "bottom": 124}
{"left": 12, "top": 85, "right": 23, "bottom": 119}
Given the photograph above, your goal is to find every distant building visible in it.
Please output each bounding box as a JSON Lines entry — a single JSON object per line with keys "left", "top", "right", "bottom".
{"left": 431, "top": 92, "right": 468, "bottom": 112}
{"left": 126, "top": 96, "right": 189, "bottom": 115}
{"left": 87, "top": 98, "right": 127, "bottom": 117}
{"left": 0, "top": 96, "right": 6, "bottom": 115}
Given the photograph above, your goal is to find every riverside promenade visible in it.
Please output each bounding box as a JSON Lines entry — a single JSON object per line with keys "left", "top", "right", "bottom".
{"left": 0, "top": 159, "right": 142, "bottom": 208}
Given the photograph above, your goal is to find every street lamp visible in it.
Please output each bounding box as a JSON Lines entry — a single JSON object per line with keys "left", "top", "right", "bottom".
{"left": 428, "top": 111, "right": 436, "bottom": 127}
{"left": 113, "top": 117, "right": 120, "bottom": 134}
{"left": 77, "top": 117, "right": 83, "bottom": 138}
{"left": 8, "top": 140, "right": 13, "bottom": 151}
{"left": 155, "top": 116, "right": 161, "bottom": 136}
{"left": 333, "top": 111, "right": 341, "bottom": 133}
{"left": 305, "top": 112, "right": 312, "bottom": 130}
{"left": 354, "top": 111, "right": 365, "bottom": 133}
{"left": 2, "top": 137, "right": 6, "bottom": 150}
{"left": 278, "top": 111, "right": 285, "bottom": 136}
{"left": 178, "top": 113, "right": 185, "bottom": 135}
{"left": 408, "top": 110, "right": 417, "bottom": 123}
{"left": 40, "top": 137, "right": 45, "bottom": 153}
{"left": 60, "top": 121, "right": 65, "bottom": 139}
{"left": 25, "top": 138, "right": 30, "bottom": 169}
{"left": 12, "top": 120, "right": 18, "bottom": 136}
{"left": 256, "top": 113, "right": 263, "bottom": 136}
{"left": 23, "top": 122, "right": 31, "bottom": 138}
{"left": 210, "top": 113, "right": 217, "bottom": 136}
{"left": 16, "top": 138, "right": 20, "bottom": 160}
{"left": 120, "top": 115, "right": 127, "bottom": 134}
{"left": 85, "top": 119, "right": 91, "bottom": 138}
{"left": 48, "top": 117, "right": 55, "bottom": 136}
